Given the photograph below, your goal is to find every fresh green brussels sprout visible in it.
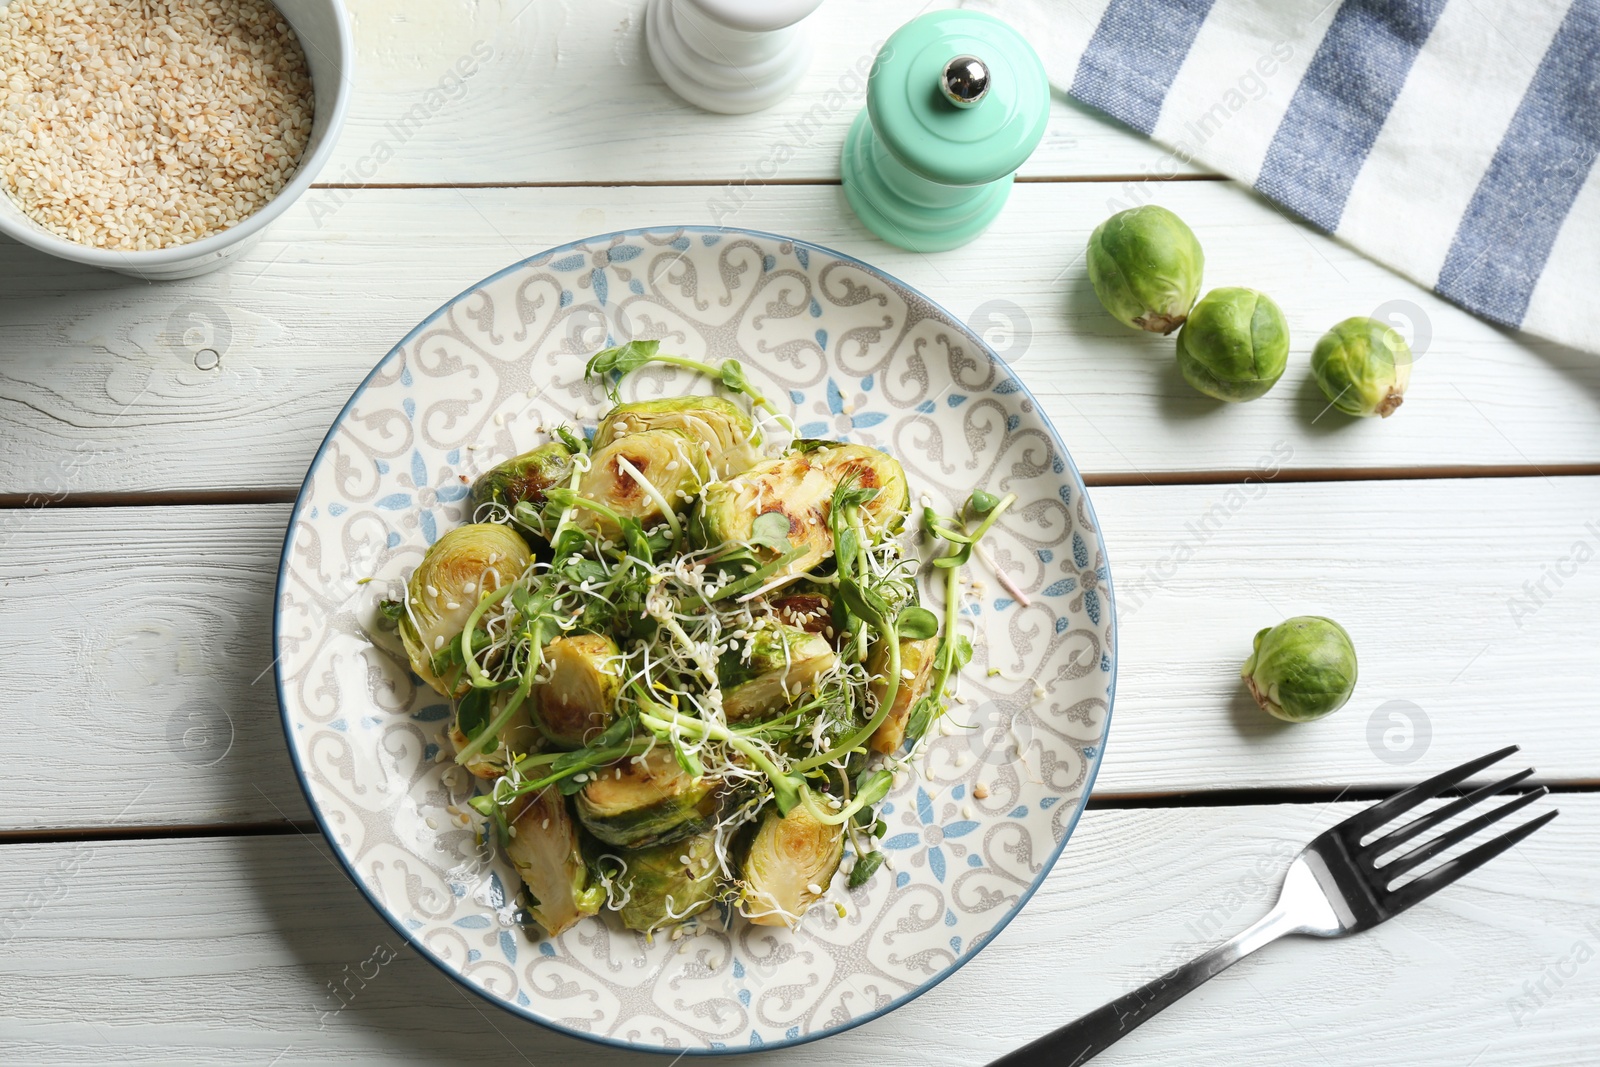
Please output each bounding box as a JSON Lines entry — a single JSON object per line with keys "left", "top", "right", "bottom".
{"left": 450, "top": 689, "right": 540, "bottom": 779}
{"left": 1086, "top": 205, "right": 1205, "bottom": 334}
{"left": 506, "top": 787, "right": 604, "bottom": 936}
{"left": 578, "top": 428, "right": 711, "bottom": 534}
{"left": 469, "top": 441, "right": 574, "bottom": 515}
{"left": 719, "top": 621, "right": 840, "bottom": 723}
{"left": 695, "top": 444, "right": 909, "bottom": 572}
{"left": 398, "top": 523, "right": 532, "bottom": 697}
{"left": 534, "top": 633, "right": 623, "bottom": 748}
{"left": 868, "top": 635, "right": 940, "bottom": 755}
{"left": 593, "top": 396, "right": 759, "bottom": 479}
{"left": 575, "top": 749, "right": 719, "bottom": 849}
{"left": 608, "top": 827, "right": 721, "bottom": 933}
{"left": 1175, "top": 287, "right": 1289, "bottom": 402}
{"left": 1310, "top": 316, "right": 1412, "bottom": 418}
{"left": 1241, "top": 616, "right": 1358, "bottom": 722}
{"left": 738, "top": 802, "right": 843, "bottom": 928}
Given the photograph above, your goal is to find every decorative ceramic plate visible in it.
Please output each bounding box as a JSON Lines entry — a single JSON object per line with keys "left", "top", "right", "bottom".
{"left": 274, "top": 227, "right": 1116, "bottom": 1053}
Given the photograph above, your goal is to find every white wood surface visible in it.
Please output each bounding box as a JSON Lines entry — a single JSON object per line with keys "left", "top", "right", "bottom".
{"left": 1, "top": 799, "right": 1592, "bottom": 1065}
{"left": 4, "top": 476, "right": 1594, "bottom": 832}
{"left": 1, "top": 0, "right": 1594, "bottom": 1062}
{"left": 330, "top": 0, "right": 1203, "bottom": 184}
{"left": 3, "top": 183, "right": 1598, "bottom": 500}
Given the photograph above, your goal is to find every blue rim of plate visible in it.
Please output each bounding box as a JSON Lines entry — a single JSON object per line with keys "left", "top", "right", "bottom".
{"left": 273, "top": 225, "right": 1117, "bottom": 1056}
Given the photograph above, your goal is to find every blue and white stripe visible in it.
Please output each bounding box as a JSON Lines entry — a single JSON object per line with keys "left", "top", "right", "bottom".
{"left": 969, "top": 0, "right": 1600, "bottom": 353}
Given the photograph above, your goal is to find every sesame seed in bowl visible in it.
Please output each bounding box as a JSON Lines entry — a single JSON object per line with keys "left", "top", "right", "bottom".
{"left": 0, "top": 0, "right": 351, "bottom": 279}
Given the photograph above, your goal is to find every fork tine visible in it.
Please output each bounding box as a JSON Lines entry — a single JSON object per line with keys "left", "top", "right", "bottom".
{"left": 1379, "top": 787, "right": 1548, "bottom": 881}
{"left": 1364, "top": 767, "right": 1536, "bottom": 859}
{"left": 1384, "top": 809, "right": 1559, "bottom": 916}
{"left": 1344, "top": 745, "right": 1519, "bottom": 838}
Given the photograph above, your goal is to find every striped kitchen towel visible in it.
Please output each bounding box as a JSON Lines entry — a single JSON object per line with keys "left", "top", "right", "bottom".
{"left": 966, "top": 0, "right": 1600, "bottom": 354}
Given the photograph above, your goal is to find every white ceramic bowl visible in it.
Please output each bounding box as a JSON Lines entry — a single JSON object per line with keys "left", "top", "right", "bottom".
{"left": 0, "top": 0, "right": 351, "bottom": 280}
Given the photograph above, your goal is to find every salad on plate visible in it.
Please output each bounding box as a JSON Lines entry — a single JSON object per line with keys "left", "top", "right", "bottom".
{"left": 371, "top": 340, "right": 1012, "bottom": 938}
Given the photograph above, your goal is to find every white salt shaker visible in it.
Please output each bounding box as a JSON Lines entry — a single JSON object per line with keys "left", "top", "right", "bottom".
{"left": 645, "top": 0, "right": 825, "bottom": 114}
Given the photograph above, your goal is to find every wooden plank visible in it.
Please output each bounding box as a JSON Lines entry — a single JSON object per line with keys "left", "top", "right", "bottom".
{"left": 0, "top": 798, "right": 1590, "bottom": 1064}
{"left": 327, "top": 0, "right": 1202, "bottom": 185}
{"left": 2, "top": 476, "right": 1595, "bottom": 832}
{"left": 1, "top": 183, "right": 1597, "bottom": 502}
{"left": 0, "top": 505, "right": 313, "bottom": 831}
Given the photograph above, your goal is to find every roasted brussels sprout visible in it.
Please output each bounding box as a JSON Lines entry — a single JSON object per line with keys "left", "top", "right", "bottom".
{"left": 867, "top": 635, "right": 940, "bottom": 755}
{"left": 578, "top": 428, "right": 711, "bottom": 533}
{"left": 534, "top": 633, "right": 623, "bottom": 748}
{"left": 810, "top": 442, "right": 911, "bottom": 534}
{"left": 738, "top": 803, "right": 843, "bottom": 928}
{"left": 608, "top": 828, "right": 721, "bottom": 933}
{"left": 1175, "top": 287, "right": 1289, "bottom": 402}
{"left": 1241, "top": 616, "right": 1358, "bottom": 722}
{"left": 469, "top": 441, "right": 574, "bottom": 515}
{"left": 593, "top": 396, "right": 759, "bottom": 478}
{"left": 398, "top": 523, "right": 532, "bottom": 697}
{"left": 1310, "top": 316, "right": 1412, "bottom": 417}
{"left": 575, "top": 748, "right": 719, "bottom": 849}
{"left": 506, "top": 787, "right": 604, "bottom": 937}
{"left": 1086, "top": 205, "right": 1205, "bottom": 334}
{"left": 696, "top": 444, "right": 909, "bottom": 572}
{"left": 719, "top": 622, "right": 840, "bottom": 723}
{"left": 450, "top": 689, "right": 540, "bottom": 779}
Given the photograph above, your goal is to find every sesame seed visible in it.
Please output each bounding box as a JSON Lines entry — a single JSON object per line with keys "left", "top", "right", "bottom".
{"left": 0, "top": 0, "right": 315, "bottom": 250}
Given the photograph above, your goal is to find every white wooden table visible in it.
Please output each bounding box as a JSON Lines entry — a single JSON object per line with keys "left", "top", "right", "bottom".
{"left": 3, "top": 2, "right": 1597, "bottom": 1063}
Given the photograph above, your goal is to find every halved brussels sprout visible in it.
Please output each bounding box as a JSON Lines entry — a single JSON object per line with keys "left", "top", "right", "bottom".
{"left": 795, "top": 441, "right": 910, "bottom": 536}
{"left": 398, "top": 523, "right": 532, "bottom": 697}
{"left": 868, "top": 636, "right": 940, "bottom": 755}
{"left": 575, "top": 748, "right": 720, "bottom": 849}
{"left": 506, "top": 787, "right": 604, "bottom": 937}
{"left": 695, "top": 444, "right": 909, "bottom": 573}
{"left": 469, "top": 441, "right": 574, "bottom": 515}
{"left": 450, "top": 689, "right": 541, "bottom": 779}
{"left": 738, "top": 802, "right": 843, "bottom": 928}
{"left": 610, "top": 827, "right": 721, "bottom": 933}
{"left": 719, "top": 621, "right": 839, "bottom": 722}
{"left": 593, "top": 396, "right": 759, "bottom": 479}
{"left": 578, "top": 428, "right": 711, "bottom": 533}
{"left": 534, "top": 633, "right": 623, "bottom": 748}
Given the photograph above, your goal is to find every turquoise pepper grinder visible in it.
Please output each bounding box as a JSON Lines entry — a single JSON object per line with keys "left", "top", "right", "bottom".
{"left": 841, "top": 10, "right": 1049, "bottom": 252}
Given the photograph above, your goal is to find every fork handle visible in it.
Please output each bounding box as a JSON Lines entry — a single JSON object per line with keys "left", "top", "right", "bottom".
{"left": 988, "top": 907, "right": 1297, "bottom": 1066}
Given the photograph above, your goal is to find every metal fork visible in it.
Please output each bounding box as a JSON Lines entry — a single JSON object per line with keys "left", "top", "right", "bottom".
{"left": 989, "top": 746, "right": 1558, "bottom": 1066}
